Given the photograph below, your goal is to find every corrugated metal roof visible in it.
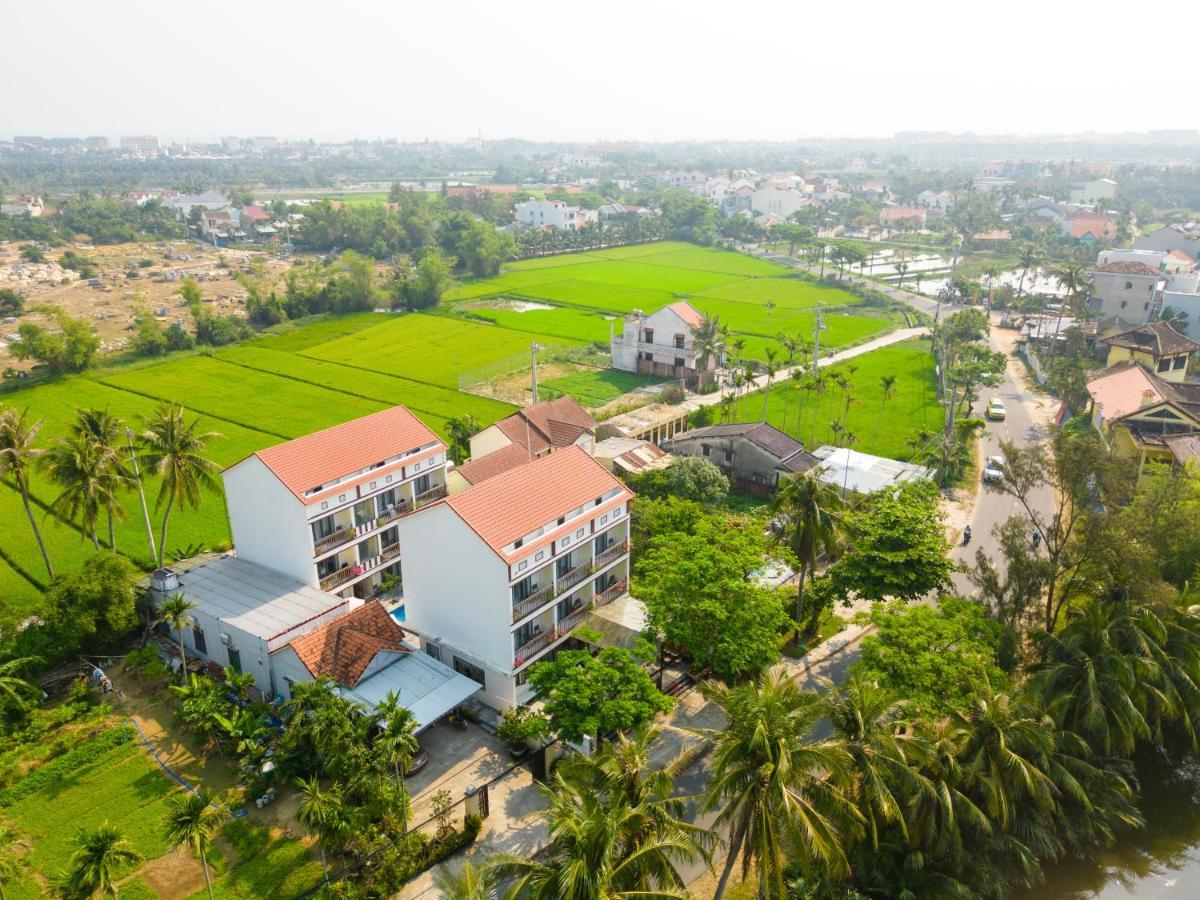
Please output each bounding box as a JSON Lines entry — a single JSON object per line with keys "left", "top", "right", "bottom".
{"left": 338, "top": 650, "right": 481, "bottom": 731}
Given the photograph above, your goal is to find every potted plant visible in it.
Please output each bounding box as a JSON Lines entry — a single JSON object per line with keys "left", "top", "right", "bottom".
{"left": 496, "top": 706, "right": 551, "bottom": 759}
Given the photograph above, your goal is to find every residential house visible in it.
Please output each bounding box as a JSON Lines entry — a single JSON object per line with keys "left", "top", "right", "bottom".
{"left": 592, "top": 437, "right": 673, "bottom": 476}
{"left": 721, "top": 184, "right": 755, "bottom": 217}
{"left": 597, "top": 203, "right": 651, "bottom": 224}
{"left": 1099, "top": 321, "right": 1200, "bottom": 383}
{"left": 222, "top": 405, "right": 449, "bottom": 600}
{"left": 855, "top": 181, "right": 892, "bottom": 203}
{"left": 514, "top": 199, "right": 592, "bottom": 230}
{"left": 1089, "top": 260, "right": 1162, "bottom": 322}
{"left": 238, "top": 205, "right": 272, "bottom": 237}
{"left": 661, "top": 170, "right": 707, "bottom": 192}
{"left": 270, "top": 600, "right": 479, "bottom": 728}
{"left": 610, "top": 300, "right": 718, "bottom": 386}
{"left": 1069, "top": 178, "right": 1118, "bottom": 205}
{"left": 663, "top": 422, "right": 818, "bottom": 493}
{"left": 165, "top": 190, "right": 231, "bottom": 218}
{"left": 750, "top": 186, "right": 809, "bottom": 220}
{"left": 879, "top": 207, "right": 927, "bottom": 230}
{"left": 452, "top": 397, "right": 597, "bottom": 490}
{"left": 395, "top": 446, "right": 634, "bottom": 710}
{"left": 1065, "top": 212, "right": 1117, "bottom": 243}
{"left": 916, "top": 190, "right": 955, "bottom": 212}
{"left": 0, "top": 196, "right": 44, "bottom": 217}
{"left": 973, "top": 230, "right": 1011, "bottom": 247}
{"left": 1135, "top": 223, "right": 1200, "bottom": 260}
{"left": 1086, "top": 360, "right": 1200, "bottom": 476}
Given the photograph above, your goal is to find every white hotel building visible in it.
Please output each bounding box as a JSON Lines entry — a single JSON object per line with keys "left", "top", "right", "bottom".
{"left": 397, "top": 446, "right": 634, "bottom": 710}
{"left": 221, "top": 405, "right": 450, "bottom": 600}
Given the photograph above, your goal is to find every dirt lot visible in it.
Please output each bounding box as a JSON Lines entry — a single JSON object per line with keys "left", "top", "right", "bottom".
{"left": 0, "top": 239, "right": 293, "bottom": 372}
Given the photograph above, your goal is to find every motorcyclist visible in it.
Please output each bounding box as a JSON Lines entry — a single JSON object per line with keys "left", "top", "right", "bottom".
{"left": 1032, "top": 528, "right": 1042, "bottom": 547}
{"left": 962, "top": 525, "right": 972, "bottom": 546}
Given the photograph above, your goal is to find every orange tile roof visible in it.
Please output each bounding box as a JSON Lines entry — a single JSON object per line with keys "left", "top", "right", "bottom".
{"left": 444, "top": 445, "right": 631, "bottom": 557}
{"left": 1070, "top": 216, "right": 1116, "bottom": 239}
{"left": 288, "top": 600, "right": 408, "bottom": 687}
{"left": 246, "top": 406, "right": 443, "bottom": 500}
{"left": 454, "top": 442, "right": 532, "bottom": 485}
{"left": 1086, "top": 361, "right": 1162, "bottom": 421}
{"left": 494, "top": 397, "right": 595, "bottom": 455}
{"left": 667, "top": 300, "right": 704, "bottom": 328}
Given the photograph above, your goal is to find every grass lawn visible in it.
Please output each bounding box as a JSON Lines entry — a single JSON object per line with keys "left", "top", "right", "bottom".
{"left": 732, "top": 339, "right": 943, "bottom": 460}
{"left": 444, "top": 267, "right": 586, "bottom": 301}
{"left": 541, "top": 369, "right": 664, "bottom": 407}
{"left": 194, "top": 821, "right": 324, "bottom": 899}
{"left": 546, "top": 259, "right": 743, "bottom": 294}
{"left": 249, "top": 311, "right": 394, "bottom": 352}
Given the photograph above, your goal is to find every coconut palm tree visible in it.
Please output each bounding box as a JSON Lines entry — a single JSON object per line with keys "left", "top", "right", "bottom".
{"left": 0, "top": 657, "right": 41, "bottom": 712}
{"left": 1016, "top": 243, "right": 1039, "bottom": 298}
{"left": 895, "top": 260, "right": 909, "bottom": 288}
{"left": 693, "top": 314, "right": 724, "bottom": 379}
{"left": 982, "top": 263, "right": 1002, "bottom": 308}
{"left": 72, "top": 408, "right": 132, "bottom": 550}
{"left": 163, "top": 789, "right": 224, "bottom": 900}
{"left": 435, "top": 860, "right": 493, "bottom": 900}
{"left": 444, "top": 415, "right": 480, "bottom": 466}
{"left": 760, "top": 348, "right": 779, "bottom": 421}
{"left": 1051, "top": 261, "right": 1088, "bottom": 353}
{"left": 156, "top": 593, "right": 195, "bottom": 683}
{"left": 699, "top": 668, "right": 862, "bottom": 900}
{"left": 296, "top": 777, "right": 346, "bottom": 883}
{"left": 139, "top": 404, "right": 221, "bottom": 567}
{"left": 374, "top": 690, "right": 419, "bottom": 831}
{"left": 0, "top": 825, "right": 28, "bottom": 900}
{"left": 874, "top": 374, "right": 898, "bottom": 450}
{"left": 819, "top": 675, "right": 924, "bottom": 850}
{"left": 0, "top": 407, "right": 54, "bottom": 579}
{"left": 904, "top": 717, "right": 992, "bottom": 859}
{"left": 769, "top": 473, "right": 844, "bottom": 636}
{"left": 42, "top": 431, "right": 118, "bottom": 550}
{"left": 490, "top": 728, "right": 709, "bottom": 899}
{"left": 56, "top": 823, "right": 141, "bottom": 899}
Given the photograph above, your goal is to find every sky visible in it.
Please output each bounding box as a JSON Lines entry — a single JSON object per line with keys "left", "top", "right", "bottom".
{"left": 5, "top": 0, "right": 1198, "bottom": 144}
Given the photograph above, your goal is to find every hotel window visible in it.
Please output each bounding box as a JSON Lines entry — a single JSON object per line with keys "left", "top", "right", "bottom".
{"left": 311, "top": 515, "right": 337, "bottom": 541}
{"left": 1174, "top": 355, "right": 1188, "bottom": 370}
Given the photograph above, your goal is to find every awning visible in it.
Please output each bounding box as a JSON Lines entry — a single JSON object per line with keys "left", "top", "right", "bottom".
{"left": 581, "top": 595, "right": 649, "bottom": 650}
{"left": 338, "top": 650, "right": 480, "bottom": 732}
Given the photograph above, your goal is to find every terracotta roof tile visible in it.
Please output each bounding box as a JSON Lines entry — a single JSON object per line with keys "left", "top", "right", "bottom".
{"left": 1102, "top": 321, "right": 1200, "bottom": 356}
{"left": 288, "top": 601, "right": 408, "bottom": 687}
{"left": 454, "top": 442, "right": 532, "bottom": 485}
{"left": 246, "top": 406, "right": 443, "bottom": 501}
{"left": 444, "top": 445, "right": 631, "bottom": 557}
{"left": 666, "top": 301, "right": 704, "bottom": 328}
{"left": 1095, "top": 260, "right": 1160, "bottom": 276}
{"left": 493, "top": 397, "right": 595, "bottom": 454}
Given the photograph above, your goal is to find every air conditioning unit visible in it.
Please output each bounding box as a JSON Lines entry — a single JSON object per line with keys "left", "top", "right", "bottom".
{"left": 219, "top": 633, "right": 233, "bottom": 647}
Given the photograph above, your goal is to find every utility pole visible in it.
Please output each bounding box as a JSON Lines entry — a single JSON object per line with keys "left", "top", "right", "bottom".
{"left": 530, "top": 342, "right": 544, "bottom": 404}
{"left": 125, "top": 427, "right": 157, "bottom": 563}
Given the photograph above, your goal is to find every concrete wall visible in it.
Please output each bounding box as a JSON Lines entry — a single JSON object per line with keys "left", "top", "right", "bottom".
{"left": 667, "top": 433, "right": 784, "bottom": 491}
{"left": 222, "top": 457, "right": 314, "bottom": 585}
{"left": 1090, "top": 271, "right": 1155, "bottom": 322}
{"left": 469, "top": 424, "right": 513, "bottom": 459}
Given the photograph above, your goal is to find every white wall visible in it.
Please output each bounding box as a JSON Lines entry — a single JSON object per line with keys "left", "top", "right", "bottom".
{"left": 269, "top": 644, "right": 314, "bottom": 699}
{"left": 395, "top": 504, "right": 515, "bottom": 708}
{"left": 469, "top": 424, "right": 513, "bottom": 459}
{"left": 222, "top": 457, "right": 314, "bottom": 585}
{"left": 186, "top": 606, "right": 275, "bottom": 696}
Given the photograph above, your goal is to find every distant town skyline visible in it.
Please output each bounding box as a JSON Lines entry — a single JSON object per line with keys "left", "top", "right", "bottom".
{"left": 5, "top": 0, "right": 1196, "bottom": 143}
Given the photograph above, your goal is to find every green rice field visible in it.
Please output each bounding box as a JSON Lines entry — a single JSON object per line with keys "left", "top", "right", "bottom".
{"left": 0, "top": 242, "right": 905, "bottom": 620}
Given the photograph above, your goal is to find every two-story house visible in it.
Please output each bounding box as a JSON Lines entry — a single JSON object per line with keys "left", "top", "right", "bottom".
{"left": 664, "top": 422, "right": 817, "bottom": 493}
{"left": 396, "top": 446, "right": 633, "bottom": 710}
{"left": 222, "top": 405, "right": 450, "bottom": 601}
{"left": 610, "top": 300, "right": 716, "bottom": 387}
{"left": 1100, "top": 321, "right": 1200, "bottom": 383}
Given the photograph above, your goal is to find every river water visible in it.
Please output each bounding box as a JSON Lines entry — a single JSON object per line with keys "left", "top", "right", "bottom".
{"left": 1020, "top": 751, "right": 1200, "bottom": 899}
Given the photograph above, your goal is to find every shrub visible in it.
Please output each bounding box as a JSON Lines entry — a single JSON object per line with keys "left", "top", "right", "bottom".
{"left": 496, "top": 706, "right": 550, "bottom": 748}
{"left": 662, "top": 383, "right": 685, "bottom": 404}
{"left": 367, "top": 815, "right": 482, "bottom": 892}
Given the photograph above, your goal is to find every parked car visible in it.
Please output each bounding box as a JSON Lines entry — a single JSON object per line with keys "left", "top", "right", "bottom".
{"left": 986, "top": 398, "right": 1007, "bottom": 420}
{"left": 982, "top": 455, "right": 1005, "bottom": 484}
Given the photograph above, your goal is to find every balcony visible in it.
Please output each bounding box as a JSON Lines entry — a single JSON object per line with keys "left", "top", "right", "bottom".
{"left": 313, "top": 525, "right": 356, "bottom": 557}
{"left": 413, "top": 484, "right": 448, "bottom": 509}
{"left": 594, "top": 539, "right": 631, "bottom": 571}
{"left": 320, "top": 562, "right": 363, "bottom": 592}
{"left": 556, "top": 559, "right": 593, "bottom": 593}
{"left": 594, "top": 578, "right": 629, "bottom": 609}
{"left": 513, "top": 629, "right": 553, "bottom": 667}
{"left": 512, "top": 582, "right": 556, "bottom": 623}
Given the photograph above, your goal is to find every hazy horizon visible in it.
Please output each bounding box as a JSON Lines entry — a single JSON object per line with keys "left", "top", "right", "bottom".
{"left": 6, "top": 0, "right": 1198, "bottom": 143}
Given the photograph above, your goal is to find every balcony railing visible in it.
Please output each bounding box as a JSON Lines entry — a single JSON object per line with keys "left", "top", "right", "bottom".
{"left": 413, "top": 484, "right": 448, "bottom": 509}
{"left": 513, "top": 629, "right": 553, "bottom": 667}
{"left": 557, "top": 606, "right": 590, "bottom": 634}
{"left": 594, "top": 539, "right": 631, "bottom": 571}
{"left": 320, "top": 562, "right": 364, "bottom": 592}
{"left": 512, "top": 581, "right": 556, "bottom": 621}
{"left": 594, "top": 578, "right": 629, "bottom": 609}
{"left": 556, "top": 559, "right": 593, "bottom": 593}
{"left": 313, "top": 525, "right": 356, "bottom": 556}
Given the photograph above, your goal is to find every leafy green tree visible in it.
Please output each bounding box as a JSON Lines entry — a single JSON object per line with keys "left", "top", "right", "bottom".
{"left": 55, "top": 823, "right": 141, "bottom": 899}
{"left": 659, "top": 189, "right": 716, "bottom": 244}
{"left": 0, "top": 407, "right": 54, "bottom": 578}
{"left": 163, "top": 789, "right": 224, "bottom": 900}
{"left": 138, "top": 405, "right": 221, "bottom": 567}
{"left": 700, "top": 668, "right": 862, "bottom": 899}
{"left": 164, "top": 323, "right": 194, "bottom": 352}
{"left": 19, "top": 245, "right": 44, "bottom": 263}
{"left": 43, "top": 552, "right": 138, "bottom": 657}
{"left": 131, "top": 311, "right": 168, "bottom": 357}
{"left": 169, "top": 674, "right": 229, "bottom": 754}
{"left": 9, "top": 309, "right": 100, "bottom": 373}
{"left": 828, "top": 481, "right": 955, "bottom": 603}
{"left": 179, "top": 276, "right": 203, "bottom": 307}
{"left": 444, "top": 414, "right": 480, "bottom": 465}
{"left": 157, "top": 593, "right": 196, "bottom": 683}
{"left": 638, "top": 516, "right": 790, "bottom": 679}
{"left": 395, "top": 249, "right": 457, "bottom": 310}
{"left": 769, "top": 472, "right": 844, "bottom": 635}
{"left": 854, "top": 598, "right": 1006, "bottom": 717}
{"left": 527, "top": 645, "right": 672, "bottom": 745}
{"left": 658, "top": 457, "right": 729, "bottom": 503}
{"left": 326, "top": 250, "right": 376, "bottom": 313}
